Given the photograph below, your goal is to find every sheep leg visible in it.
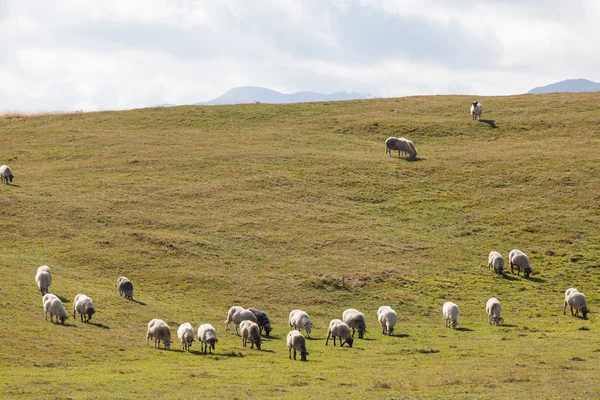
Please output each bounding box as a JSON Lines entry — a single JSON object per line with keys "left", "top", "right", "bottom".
{"left": 293, "top": 349, "right": 297, "bottom": 360}
{"left": 326, "top": 331, "right": 331, "bottom": 346}
{"left": 563, "top": 301, "right": 568, "bottom": 315}
{"left": 351, "top": 328, "right": 356, "bottom": 338}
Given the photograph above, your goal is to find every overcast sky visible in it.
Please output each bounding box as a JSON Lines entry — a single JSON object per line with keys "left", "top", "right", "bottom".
{"left": 1, "top": 0, "right": 599, "bottom": 112}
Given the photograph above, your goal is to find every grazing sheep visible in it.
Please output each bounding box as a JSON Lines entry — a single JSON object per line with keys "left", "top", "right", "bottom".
{"left": 198, "top": 323, "right": 218, "bottom": 354}
{"left": 35, "top": 265, "right": 52, "bottom": 295}
{"left": 400, "top": 137, "right": 418, "bottom": 159}
{"left": 470, "top": 101, "right": 483, "bottom": 120}
{"left": 442, "top": 302, "right": 459, "bottom": 328}
{"left": 377, "top": 306, "right": 397, "bottom": 335}
{"left": 0, "top": 165, "right": 14, "bottom": 184}
{"left": 42, "top": 293, "right": 58, "bottom": 319}
{"left": 146, "top": 319, "right": 161, "bottom": 345}
{"left": 289, "top": 309, "right": 313, "bottom": 338}
{"left": 564, "top": 290, "right": 589, "bottom": 320}
{"left": 287, "top": 330, "right": 309, "bottom": 361}
{"left": 342, "top": 308, "right": 367, "bottom": 339}
{"left": 509, "top": 249, "right": 532, "bottom": 278}
{"left": 43, "top": 295, "right": 67, "bottom": 324}
{"left": 564, "top": 288, "right": 579, "bottom": 308}
{"left": 224, "top": 306, "right": 257, "bottom": 335}
{"left": 240, "top": 320, "right": 262, "bottom": 350}
{"left": 73, "top": 294, "right": 95, "bottom": 323}
{"left": 385, "top": 137, "right": 417, "bottom": 158}
{"left": 177, "top": 323, "right": 195, "bottom": 351}
{"left": 248, "top": 307, "right": 272, "bottom": 336}
{"left": 488, "top": 251, "right": 504, "bottom": 275}
{"left": 146, "top": 319, "right": 171, "bottom": 350}
{"left": 117, "top": 276, "right": 134, "bottom": 299}
{"left": 326, "top": 319, "right": 354, "bottom": 348}
{"left": 486, "top": 298, "right": 503, "bottom": 326}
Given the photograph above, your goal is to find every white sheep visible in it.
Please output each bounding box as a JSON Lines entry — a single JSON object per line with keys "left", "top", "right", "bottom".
{"left": 399, "top": 137, "right": 417, "bottom": 159}
{"left": 385, "top": 137, "right": 417, "bottom": 158}
{"left": 470, "top": 101, "right": 483, "bottom": 120}
{"left": 146, "top": 319, "right": 171, "bottom": 350}
{"left": 377, "top": 306, "right": 397, "bottom": 335}
{"left": 287, "top": 330, "right": 309, "bottom": 361}
{"left": 73, "top": 294, "right": 95, "bottom": 323}
{"left": 117, "top": 276, "right": 134, "bottom": 299}
{"left": 564, "top": 290, "right": 589, "bottom": 320}
{"left": 326, "top": 319, "right": 354, "bottom": 347}
{"left": 442, "top": 302, "right": 459, "bottom": 328}
{"left": 35, "top": 265, "right": 52, "bottom": 295}
{"left": 509, "top": 249, "right": 532, "bottom": 278}
{"left": 342, "top": 308, "right": 367, "bottom": 339}
{"left": 43, "top": 294, "right": 67, "bottom": 324}
{"left": 224, "top": 306, "right": 257, "bottom": 335}
{"left": 240, "top": 320, "right": 262, "bottom": 350}
{"left": 177, "top": 322, "right": 195, "bottom": 351}
{"left": 486, "top": 298, "right": 503, "bottom": 326}
{"left": 42, "top": 293, "right": 58, "bottom": 319}
{"left": 289, "top": 309, "right": 313, "bottom": 338}
{"left": 0, "top": 165, "right": 14, "bottom": 184}
{"left": 198, "top": 323, "right": 218, "bottom": 354}
{"left": 488, "top": 251, "right": 504, "bottom": 275}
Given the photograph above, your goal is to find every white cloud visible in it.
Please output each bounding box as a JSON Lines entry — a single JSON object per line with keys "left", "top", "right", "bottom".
{"left": 1, "top": 0, "right": 599, "bottom": 112}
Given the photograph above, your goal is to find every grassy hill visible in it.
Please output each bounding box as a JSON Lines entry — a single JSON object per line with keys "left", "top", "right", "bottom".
{"left": 1, "top": 93, "right": 599, "bottom": 399}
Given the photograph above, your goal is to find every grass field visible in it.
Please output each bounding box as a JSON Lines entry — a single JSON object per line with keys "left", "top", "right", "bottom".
{"left": 1, "top": 93, "right": 599, "bottom": 399}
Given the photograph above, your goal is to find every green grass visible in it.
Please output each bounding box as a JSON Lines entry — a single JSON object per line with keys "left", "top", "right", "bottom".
{"left": 1, "top": 93, "right": 600, "bottom": 399}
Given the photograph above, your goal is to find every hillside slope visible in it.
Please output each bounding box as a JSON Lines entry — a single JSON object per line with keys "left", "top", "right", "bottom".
{"left": 1, "top": 93, "right": 599, "bottom": 399}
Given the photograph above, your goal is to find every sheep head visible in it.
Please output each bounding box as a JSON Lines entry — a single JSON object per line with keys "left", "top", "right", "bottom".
{"left": 300, "top": 350, "right": 309, "bottom": 362}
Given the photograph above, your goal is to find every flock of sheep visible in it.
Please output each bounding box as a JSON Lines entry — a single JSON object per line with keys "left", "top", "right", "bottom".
{"left": 35, "top": 248, "right": 589, "bottom": 363}
{"left": 23, "top": 99, "right": 591, "bottom": 368}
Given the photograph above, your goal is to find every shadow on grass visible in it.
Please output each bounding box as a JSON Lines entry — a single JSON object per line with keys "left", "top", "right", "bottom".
{"left": 55, "top": 322, "right": 75, "bottom": 327}
{"left": 527, "top": 276, "right": 545, "bottom": 283}
{"left": 128, "top": 299, "right": 147, "bottom": 306}
{"left": 262, "top": 334, "right": 280, "bottom": 340}
{"left": 392, "top": 333, "right": 409, "bottom": 338}
{"left": 455, "top": 327, "right": 474, "bottom": 332}
{"left": 359, "top": 338, "right": 377, "bottom": 341}
{"left": 88, "top": 322, "right": 110, "bottom": 329}
{"left": 6, "top": 183, "right": 22, "bottom": 188}
{"left": 501, "top": 324, "right": 518, "bottom": 328}
{"left": 480, "top": 119, "right": 498, "bottom": 128}
{"left": 501, "top": 274, "right": 519, "bottom": 281}
{"left": 57, "top": 295, "right": 70, "bottom": 303}
{"left": 405, "top": 157, "right": 424, "bottom": 162}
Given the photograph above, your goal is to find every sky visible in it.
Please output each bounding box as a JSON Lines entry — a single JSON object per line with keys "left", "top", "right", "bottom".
{"left": 1, "top": 0, "right": 599, "bottom": 112}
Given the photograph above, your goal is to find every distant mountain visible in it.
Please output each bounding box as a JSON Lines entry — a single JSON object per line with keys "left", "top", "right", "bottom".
{"left": 196, "top": 86, "right": 372, "bottom": 105}
{"left": 528, "top": 79, "right": 600, "bottom": 94}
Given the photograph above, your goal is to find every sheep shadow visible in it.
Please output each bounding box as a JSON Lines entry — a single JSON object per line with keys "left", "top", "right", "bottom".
{"left": 455, "top": 327, "right": 474, "bottom": 332}
{"left": 57, "top": 295, "right": 71, "bottom": 304}
{"left": 5, "top": 183, "right": 21, "bottom": 188}
{"left": 359, "top": 337, "right": 377, "bottom": 341}
{"left": 88, "top": 322, "right": 110, "bottom": 329}
{"left": 404, "top": 157, "right": 424, "bottom": 162}
{"left": 501, "top": 274, "right": 519, "bottom": 281}
{"left": 127, "top": 298, "right": 147, "bottom": 306}
{"left": 392, "top": 333, "right": 409, "bottom": 338}
{"left": 55, "top": 322, "right": 75, "bottom": 327}
{"left": 500, "top": 324, "right": 518, "bottom": 328}
{"left": 480, "top": 119, "right": 498, "bottom": 128}
{"left": 527, "top": 276, "right": 545, "bottom": 283}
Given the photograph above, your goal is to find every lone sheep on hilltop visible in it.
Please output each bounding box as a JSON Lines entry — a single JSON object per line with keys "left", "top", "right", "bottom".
{"left": 470, "top": 101, "right": 483, "bottom": 120}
